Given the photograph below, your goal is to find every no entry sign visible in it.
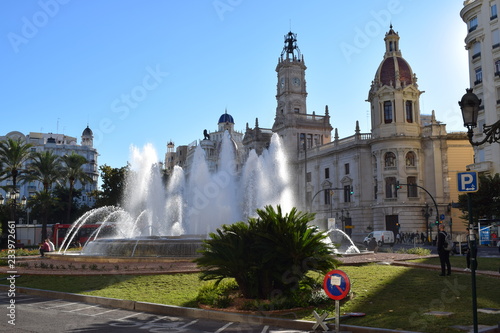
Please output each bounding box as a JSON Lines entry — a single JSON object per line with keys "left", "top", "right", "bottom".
{"left": 323, "top": 269, "right": 351, "bottom": 300}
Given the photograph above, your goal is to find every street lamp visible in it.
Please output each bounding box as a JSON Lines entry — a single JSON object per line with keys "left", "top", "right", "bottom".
{"left": 421, "top": 203, "right": 433, "bottom": 244}
{"left": 459, "top": 88, "right": 484, "bottom": 333}
{"left": 9, "top": 190, "right": 20, "bottom": 223}
{"left": 459, "top": 88, "right": 500, "bottom": 145}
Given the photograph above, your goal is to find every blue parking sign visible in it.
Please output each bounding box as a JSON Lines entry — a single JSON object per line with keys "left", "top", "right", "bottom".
{"left": 457, "top": 172, "right": 479, "bottom": 192}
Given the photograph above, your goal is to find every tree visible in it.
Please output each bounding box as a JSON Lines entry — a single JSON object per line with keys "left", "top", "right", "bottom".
{"left": 195, "top": 205, "right": 338, "bottom": 299}
{"left": 457, "top": 173, "right": 500, "bottom": 223}
{"left": 92, "top": 164, "right": 128, "bottom": 207}
{"left": 23, "top": 150, "right": 62, "bottom": 239}
{"left": 0, "top": 137, "right": 32, "bottom": 222}
{"left": 60, "top": 152, "right": 92, "bottom": 224}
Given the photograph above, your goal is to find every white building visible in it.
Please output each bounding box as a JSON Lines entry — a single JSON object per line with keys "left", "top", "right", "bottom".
{"left": 461, "top": 0, "right": 500, "bottom": 175}
{"left": 0, "top": 126, "right": 99, "bottom": 209}
{"left": 165, "top": 29, "right": 474, "bottom": 241}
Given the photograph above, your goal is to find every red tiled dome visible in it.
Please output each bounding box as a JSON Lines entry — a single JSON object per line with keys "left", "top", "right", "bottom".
{"left": 379, "top": 57, "right": 412, "bottom": 88}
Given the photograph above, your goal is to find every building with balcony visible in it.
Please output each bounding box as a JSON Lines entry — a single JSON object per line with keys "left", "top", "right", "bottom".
{"left": 0, "top": 126, "right": 99, "bottom": 212}
{"left": 461, "top": 0, "right": 500, "bottom": 175}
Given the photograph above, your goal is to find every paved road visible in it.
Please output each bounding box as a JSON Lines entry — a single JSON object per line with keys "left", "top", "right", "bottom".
{"left": 0, "top": 293, "right": 308, "bottom": 333}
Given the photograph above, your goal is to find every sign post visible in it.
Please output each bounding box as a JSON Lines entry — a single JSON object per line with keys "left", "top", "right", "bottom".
{"left": 314, "top": 269, "right": 351, "bottom": 333}
{"left": 457, "top": 171, "right": 479, "bottom": 333}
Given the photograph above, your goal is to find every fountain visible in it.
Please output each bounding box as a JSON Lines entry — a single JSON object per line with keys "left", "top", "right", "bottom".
{"left": 327, "top": 228, "right": 361, "bottom": 255}
{"left": 59, "top": 132, "right": 296, "bottom": 257}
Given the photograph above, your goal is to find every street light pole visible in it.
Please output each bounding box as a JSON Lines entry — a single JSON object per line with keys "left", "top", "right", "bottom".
{"left": 468, "top": 193, "right": 478, "bottom": 333}
{"left": 421, "top": 203, "right": 433, "bottom": 244}
{"left": 459, "top": 89, "right": 482, "bottom": 333}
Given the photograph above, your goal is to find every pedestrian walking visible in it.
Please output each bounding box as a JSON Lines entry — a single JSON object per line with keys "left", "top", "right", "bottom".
{"left": 437, "top": 224, "right": 451, "bottom": 276}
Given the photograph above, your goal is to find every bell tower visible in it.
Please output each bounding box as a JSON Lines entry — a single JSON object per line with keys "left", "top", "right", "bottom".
{"left": 367, "top": 26, "right": 423, "bottom": 139}
{"left": 272, "top": 31, "right": 332, "bottom": 158}
{"left": 275, "top": 31, "right": 307, "bottom": 116}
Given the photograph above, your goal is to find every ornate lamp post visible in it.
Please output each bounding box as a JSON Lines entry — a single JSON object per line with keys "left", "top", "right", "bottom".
{"left": 421, "top": 203, "right": 433, "bottom": 244}
{"left": 9, "top": 190, "right": 20, "bottom": 222}
{"left": 459, "top": 88, "right": 500, "bottom": 145}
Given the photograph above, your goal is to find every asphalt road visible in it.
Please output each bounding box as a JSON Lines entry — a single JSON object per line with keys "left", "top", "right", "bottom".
{"left": 0, "top": 293, "right": 308, "bottom": 333}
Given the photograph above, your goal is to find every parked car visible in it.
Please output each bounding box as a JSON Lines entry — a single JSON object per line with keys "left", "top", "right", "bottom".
{"left": 363, "top": 230, "right": 395, "bottom": 247}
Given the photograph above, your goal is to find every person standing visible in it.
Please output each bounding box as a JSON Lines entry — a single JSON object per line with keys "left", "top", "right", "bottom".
{"left": 437, "top": 224, "right": 451, "bottom": 276}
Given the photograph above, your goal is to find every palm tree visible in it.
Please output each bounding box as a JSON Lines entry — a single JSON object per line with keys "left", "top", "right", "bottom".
{"left": 23, "top": 150, "right": 62, "bottom": 239}
{"left": 196, "top": 205, "right": 339, "bottom": 299}
{"left": 0, "top": 138, "right": 33, "bottom": 221}
{"left": 60, "top": 152, "right": 92, "bottom": 224}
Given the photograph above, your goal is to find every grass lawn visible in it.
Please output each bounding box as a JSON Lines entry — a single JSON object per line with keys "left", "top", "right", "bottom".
{"left": 407, "top": 255, "right": 500, "bottom": 272}
{"left": 1, "top": 260, "right": 499, "bottom": 333}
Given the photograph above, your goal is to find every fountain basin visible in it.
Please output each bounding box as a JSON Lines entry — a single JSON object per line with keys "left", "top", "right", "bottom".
{"left": 79, "top": 236, "right": 205, "bottom": 258}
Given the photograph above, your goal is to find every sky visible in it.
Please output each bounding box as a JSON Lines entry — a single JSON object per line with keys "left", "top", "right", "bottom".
{"left": 1, "top": 0, "right": 470, "bottom": 170}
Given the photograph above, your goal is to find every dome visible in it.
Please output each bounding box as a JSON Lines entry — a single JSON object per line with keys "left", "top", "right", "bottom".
{"left": 82, "top": 126, "right": 93, "bottom": 137}
{"left": 378, "top": 57, "right": 413, "bottom": 88}
{"left": 218, "top": 112, "right": 234, "bottom": 124}
{"left": 373, "top": 26, "right": 415, "bottom": 89}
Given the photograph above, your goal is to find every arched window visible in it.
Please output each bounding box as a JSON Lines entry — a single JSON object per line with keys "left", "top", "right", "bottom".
{"left": 384, "top": 152, "right": 396, "bottom": 167}
{"left": 405, "top": 151, "right": 416, "bottom": 166}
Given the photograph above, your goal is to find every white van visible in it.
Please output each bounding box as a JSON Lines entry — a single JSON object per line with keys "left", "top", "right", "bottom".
{"left": 363, "top": 230, "right": 395, "bottom": 247}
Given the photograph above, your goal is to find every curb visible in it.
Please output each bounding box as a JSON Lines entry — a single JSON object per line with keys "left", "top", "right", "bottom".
{"left": 0, "top": 284, "right": 427, "bottom": 333}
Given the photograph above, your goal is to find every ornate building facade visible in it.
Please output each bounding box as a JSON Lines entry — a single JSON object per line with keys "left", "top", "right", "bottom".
{"left": 166, "top": 28, "right": 474, "bottom": 241}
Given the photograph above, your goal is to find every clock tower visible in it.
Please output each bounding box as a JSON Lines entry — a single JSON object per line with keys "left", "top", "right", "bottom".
{"left": 274, "top": 31, "right": 307, "bottom": 119}
{"left": 272, "top": 31, "right": 332, "bottom": 159}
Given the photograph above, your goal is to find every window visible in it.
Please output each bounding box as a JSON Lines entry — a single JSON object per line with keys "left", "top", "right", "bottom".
{"left": 294, "top": 108, "right": 300, "bottom": 113}
{"left": 343, "top": 185, "right": 352, "bottom": 203}
{"left": 384, "top": 101, "right": 393, "bottom": 123}
{"left": 374, "top": 183, "right": 378, "bottom": 200}
{"left": 493, "top": 29, "right": 500, "bottom": 48}
{"left": 491, "top": 3, "right": 498, "bottom": 20}
{"left": 325, "top": 167, "right": 330, "bottom": 179}
{"left": 384, "top": 152, "right": 396, "bottom": 167}
{"left": 385, "top": 177, "right": 397, "bottom": 198}
{"left": 306, "top": 172, "right": 311, "bottom": 182}
{"left": 324, "top": 189, "right": 331, "bottom": 205}
{"left": 469, "top": 16, "right": 478, "bottom": 32}
{"left": 344, "top": 163, "right": 350, "bottom": 175}
{"left": 496, "top": 86, "right": 500, "bottom": 104}
{"left": 405, "top": 151, "right": 416, "bottom": 166}
{"left": 407, "top": 177, "right": 418, "bottom": 198}
{"left": 496, "top": 60, "right": 500, "bottom": 75}
{"left": 472, "top": 42, "right": 481, "bottom": 59}
{"left": 475, "top": 67, "right": 483, "bottom": 85}
{"left": 405, "top": 101, "right": 413, "bottom": 123}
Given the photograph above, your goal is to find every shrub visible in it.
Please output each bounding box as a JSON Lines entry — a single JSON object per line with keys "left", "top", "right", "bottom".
{"left": 195, "top": 205, "right": 339, "bottom": 300}
{"left": 396, "top": 247, "right": 431, "bottom": 256}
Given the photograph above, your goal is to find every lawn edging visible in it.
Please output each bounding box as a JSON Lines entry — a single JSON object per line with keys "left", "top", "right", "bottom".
{"left": 0, "top": 284, "right": 429, "bottom": 333}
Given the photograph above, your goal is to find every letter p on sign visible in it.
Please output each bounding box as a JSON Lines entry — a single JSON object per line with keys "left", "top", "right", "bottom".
{"left": 457, "top": 172, "right": 479, "bottom": 192}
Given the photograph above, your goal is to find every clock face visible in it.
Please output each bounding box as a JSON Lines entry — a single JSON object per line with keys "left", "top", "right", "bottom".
{"left": 293, "top": 77, "right": 301, "bottom": 86}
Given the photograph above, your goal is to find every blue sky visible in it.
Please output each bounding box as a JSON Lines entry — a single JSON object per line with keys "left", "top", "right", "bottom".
{"left": 1, "top": 0, "right": 469, "bottom": 169}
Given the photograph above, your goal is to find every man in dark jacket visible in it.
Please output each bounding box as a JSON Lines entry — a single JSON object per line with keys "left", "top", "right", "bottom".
{"left": 437, "top": 224, "right": 451, "bottom": 276}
